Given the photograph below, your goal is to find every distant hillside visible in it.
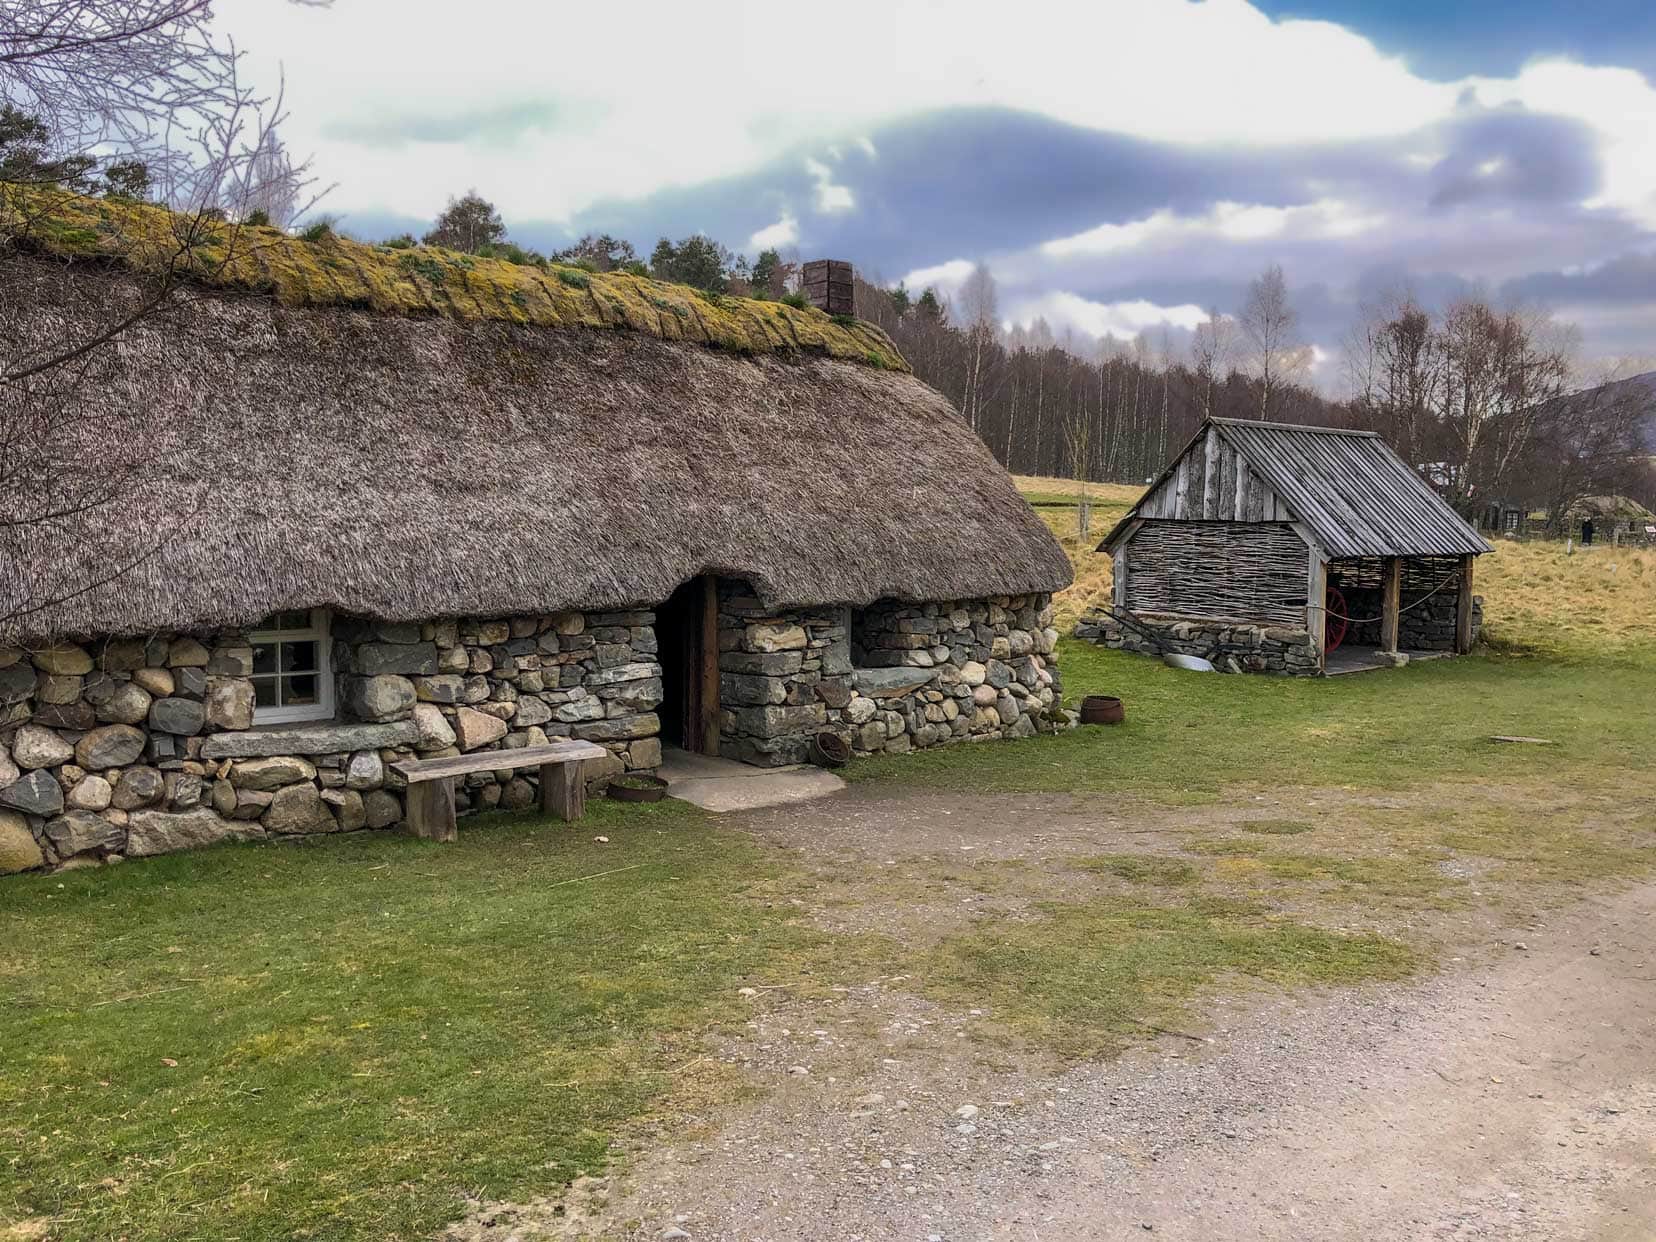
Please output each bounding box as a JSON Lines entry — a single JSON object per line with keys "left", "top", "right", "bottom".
{"left": 1586, "top": 370, "right": 1656, "bottom": 452}
{"left": 1628, "top": 372, "right": 1656, "bottom": 452}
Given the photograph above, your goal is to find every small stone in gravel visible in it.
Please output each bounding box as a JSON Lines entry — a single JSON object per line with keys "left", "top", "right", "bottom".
{"left": 855, "top": 1093, "right": 885, "bottom": 1107}
{"left": 1514, "top": 942, "right": 1529, "bottom": 951}
{"left": 955, "top": 1104, "right": 979, "bottom": 1120}
{"left": 662, "top": 1229, "right": 691, "bottom": 1240}
{"left": 955, "top": 1123, "right": 977, "bottom": 1135}
{"left": 787, "top": 1065, "right": 809, "bottom": 1076}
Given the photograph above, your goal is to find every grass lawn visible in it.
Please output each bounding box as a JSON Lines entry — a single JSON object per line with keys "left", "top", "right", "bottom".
{"left": 3, "top": 476, "right": 1654, "bottom": 1239}
{"left": 0, "top": 806, "right": 880, "bottom": 1240}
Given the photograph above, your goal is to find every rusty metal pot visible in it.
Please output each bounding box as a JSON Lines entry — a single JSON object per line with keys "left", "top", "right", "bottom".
{"left": 1079, "top": 694, "right": 1125, "bottom": 725}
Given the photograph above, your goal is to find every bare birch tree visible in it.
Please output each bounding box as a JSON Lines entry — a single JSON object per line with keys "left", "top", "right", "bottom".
{"left": 1240, "top": 264, "right": 1300, "bottom": 420}
{"left": 958, "top": 262, "right": 998, "bottom": 434}
{"left": 1, "top": 0, "right": 328, "bottom": 636}
{"left": 1190, "top": 307, "right": 1232, "bottom": 421}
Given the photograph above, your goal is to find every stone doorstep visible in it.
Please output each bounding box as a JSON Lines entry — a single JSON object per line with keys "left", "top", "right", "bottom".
{"left": 199, "top": 720, "right": 420, "bottom": 759}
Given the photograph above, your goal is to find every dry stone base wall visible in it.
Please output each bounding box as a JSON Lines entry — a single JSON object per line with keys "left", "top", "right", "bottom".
{"left": 0, "top": 610, "right": 662, "bottom": 875}
{"left": 1325, "top": 584, "right": 1483, "bottom": 651}
{"left": 1075, "top": 611, "right": 1322, "bottom": 674}
{"left": 718, "top": 588, "right": 1067, "bottom": 766}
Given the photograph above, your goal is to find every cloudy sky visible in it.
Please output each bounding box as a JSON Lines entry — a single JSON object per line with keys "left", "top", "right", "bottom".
{"left": 220, "top": 0, "right": 1656, "bottom": 387}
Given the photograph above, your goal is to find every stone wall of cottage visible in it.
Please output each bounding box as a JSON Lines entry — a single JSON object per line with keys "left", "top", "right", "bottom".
{"left": 0, "top": 610, "right": 662, "bottom": 876}
{"left": 1075, "top": 611, "right": 1323, "bottom": 674}
{"left": 719, "top": 587, "right": 1066, "bottom": 766}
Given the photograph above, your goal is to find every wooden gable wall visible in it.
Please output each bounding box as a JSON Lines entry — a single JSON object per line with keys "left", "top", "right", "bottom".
{"left": 1136, "top": 425, "right": 1292, "bottom": 523}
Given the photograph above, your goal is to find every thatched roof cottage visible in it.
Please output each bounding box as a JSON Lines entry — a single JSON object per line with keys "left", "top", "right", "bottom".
{"left": 0, "top": 193, "right": 1071, "bottom": 873}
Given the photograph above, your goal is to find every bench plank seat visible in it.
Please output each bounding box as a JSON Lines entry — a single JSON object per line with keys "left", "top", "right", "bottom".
{"left": 391, "top": 740, "right": 611, "bottom": 841}
{"left": 391, "top": 740, "right": 607, "bottom": 784}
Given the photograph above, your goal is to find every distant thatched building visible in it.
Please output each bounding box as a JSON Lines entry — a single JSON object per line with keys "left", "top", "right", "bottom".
{"left": 1566, "top": 495, "right": 1656, "bottom": 545}
{"left": 0, "top": 194, "right": 1070, "bottom": 873}
{"left": 1077, "top": 419, "right": 1490, "bottom": 674}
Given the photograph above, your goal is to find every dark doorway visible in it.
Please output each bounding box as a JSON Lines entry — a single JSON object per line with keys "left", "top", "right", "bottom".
{"left": 656, "top": 575, "right": 719, "bottom": 755}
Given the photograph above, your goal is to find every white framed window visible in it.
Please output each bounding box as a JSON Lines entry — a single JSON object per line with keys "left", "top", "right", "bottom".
{"left": 249, "top": 609, "right": 334, "bottom": 724}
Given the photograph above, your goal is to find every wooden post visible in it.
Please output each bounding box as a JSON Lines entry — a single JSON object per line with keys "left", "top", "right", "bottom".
{"left": 1379, "top": 556, "right": 1401, "bottom": 654}
{"left": 699, "top": 574, "right": 720, "bottom": 756}
{"left": 541, "top": 761, "right": 584, "bottom": 822}
{"left": 1455, "top": 555, "right": 1476, "bottom": 654}
{"left": 1307, "top": 551, "right": 1328, "bottom": 672}
{"left": 406, "top": 778, "right": 457, "bottom": 843}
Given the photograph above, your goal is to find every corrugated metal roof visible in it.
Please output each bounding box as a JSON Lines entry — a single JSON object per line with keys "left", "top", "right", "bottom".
{"left": 1209, "top": 419, "right": 1492, "bottom": 558}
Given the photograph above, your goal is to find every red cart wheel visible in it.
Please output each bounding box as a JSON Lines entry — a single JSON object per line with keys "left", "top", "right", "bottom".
{"left": 1325, "top": 585, "right": 1349, "bottom": 652}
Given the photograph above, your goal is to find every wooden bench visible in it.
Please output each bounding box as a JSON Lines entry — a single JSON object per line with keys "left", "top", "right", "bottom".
{"left": 390, "top": 739, "right": 609, "bottom": 843}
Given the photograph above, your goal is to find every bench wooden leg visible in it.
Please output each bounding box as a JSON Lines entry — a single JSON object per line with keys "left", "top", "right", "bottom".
{"left": 541, "top": 761, "right": 584, "bottom": 822}
{"left": 406, "top": 778, "right": 457, "bottom": 843}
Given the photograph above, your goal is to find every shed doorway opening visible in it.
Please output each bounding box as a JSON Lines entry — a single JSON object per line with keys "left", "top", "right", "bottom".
{"left": 656, "top": 574, "right": 720, "bottom": 756}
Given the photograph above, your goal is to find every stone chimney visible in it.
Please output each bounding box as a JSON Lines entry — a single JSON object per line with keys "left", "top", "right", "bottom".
{"left": 802, "top": 259, "right": 854, "bottom": 317}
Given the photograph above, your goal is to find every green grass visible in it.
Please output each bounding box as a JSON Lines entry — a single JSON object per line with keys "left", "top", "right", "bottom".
{"left": 847, "top": 637, "right": 1656, "bottom": 798}
{"left": 1240, "top": 819, "right": 1315, "bottom": 835}
{"left": 0, "top": 801, "right": 883, "bottom": 1240}
{"left": 6, "top": 631, "right": 1656, "bottom": 1238}
{"left": 1075, "top": 853, "right": 1199, "bottom": 886}
{"left": 926, "top": 896, "right": 1417, "bottom": 1059}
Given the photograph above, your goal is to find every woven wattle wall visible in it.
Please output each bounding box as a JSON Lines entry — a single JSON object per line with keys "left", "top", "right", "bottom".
{"left": 1123, "top": 521, "right": 1308, "bottom": 625}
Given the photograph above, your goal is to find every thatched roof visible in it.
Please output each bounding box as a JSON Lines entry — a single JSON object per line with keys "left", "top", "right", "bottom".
{"left": 1, "top": 245, "right": 1070, "bottom": 645}
{"left": 1568, "top": 495, "right": 1655, "bottom": 521}
{"left": 0, "top": 186, "right": 908, "bottom": 368}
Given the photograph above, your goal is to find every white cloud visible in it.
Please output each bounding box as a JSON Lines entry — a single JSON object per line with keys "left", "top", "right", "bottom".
{"left": 1471, "top": 59, "right": 1656, "bottom": 227}
{"left": 1043, "top": 199, "right": 1385, "bottom": 258}
{"left": 900, "top": 258, "right": 975, "bottom": 295}
{"left": 804, "top": 157, "right": 855, "bottom": 213}
{"left": 210, "top": 0, "right": 1485, "bottom": 223}
{"left": 1009, "top": 292, "right": 1208, "bottom": 342}
{"left": 749, "top": 213, "right": 798, "bottom": 249}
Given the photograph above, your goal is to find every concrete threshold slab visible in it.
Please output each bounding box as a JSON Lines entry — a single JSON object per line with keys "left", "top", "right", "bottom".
{"left": 656, "top": 748, "right": 845, "bottom": 813}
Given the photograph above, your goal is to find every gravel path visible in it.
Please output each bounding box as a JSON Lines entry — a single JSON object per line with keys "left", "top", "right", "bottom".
{"left": 604, "top": 882, "right": 1656, "bottom": 1241}
{"left": 442, "top": 787, "right": 1656, "bottom": 1242}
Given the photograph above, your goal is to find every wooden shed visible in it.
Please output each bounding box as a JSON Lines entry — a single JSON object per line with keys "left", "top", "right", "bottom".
{"left": 1081, "top": 419, "right": 1492, "bottom": 675}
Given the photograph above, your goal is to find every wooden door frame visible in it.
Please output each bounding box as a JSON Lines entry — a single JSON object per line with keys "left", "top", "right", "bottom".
{"left": 676, "top": 574, "right": 721, "bottom": 756}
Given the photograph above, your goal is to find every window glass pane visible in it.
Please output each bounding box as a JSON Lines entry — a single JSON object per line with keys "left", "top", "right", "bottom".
{"left": 253, "top": 678, "right": 278, "bottom": 708}
{"left": 285, "top": 674, "right": 319, "bottom": 706}
{"left": 252, "top": 642, "right": 278, "bottom": 675}
{"left": 282, "top": 640, "right": 318, "bottom": 673}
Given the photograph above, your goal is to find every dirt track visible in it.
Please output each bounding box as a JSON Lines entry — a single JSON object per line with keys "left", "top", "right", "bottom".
{"left": 446, "top": 793, "right": 1656, "bottom": 1242}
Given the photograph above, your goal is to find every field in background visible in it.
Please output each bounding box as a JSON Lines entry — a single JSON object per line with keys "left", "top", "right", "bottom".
{"left": 1015, "top": 475, "right": 1656, "bottom": 654}
{"left": 1011, "top": 475, "right": 1139, "bottom": 630}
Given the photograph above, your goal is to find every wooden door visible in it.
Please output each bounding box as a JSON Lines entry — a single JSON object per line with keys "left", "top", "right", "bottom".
{"left": 658, "top": 575, "right": 720, "bottom": 755}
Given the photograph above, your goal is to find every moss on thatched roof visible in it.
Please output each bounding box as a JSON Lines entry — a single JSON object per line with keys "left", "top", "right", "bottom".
{"left": 0, "top": 186, "right": 907, "bottom": 370}
{"left": 1, "top": 250, "right": 1070, "bottom": 644}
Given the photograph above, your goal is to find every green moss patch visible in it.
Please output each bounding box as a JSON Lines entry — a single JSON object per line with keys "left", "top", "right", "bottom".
{"left": 0, "top": 186, "right": 908, "bottom": 371}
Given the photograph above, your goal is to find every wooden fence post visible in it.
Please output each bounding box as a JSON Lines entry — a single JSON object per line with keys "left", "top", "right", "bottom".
{"left": 1455, "top": 555, "right": 1476, "bottom": 654}
{"left": 1380, "top": 556, "right": 1401, "bottom": 654}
